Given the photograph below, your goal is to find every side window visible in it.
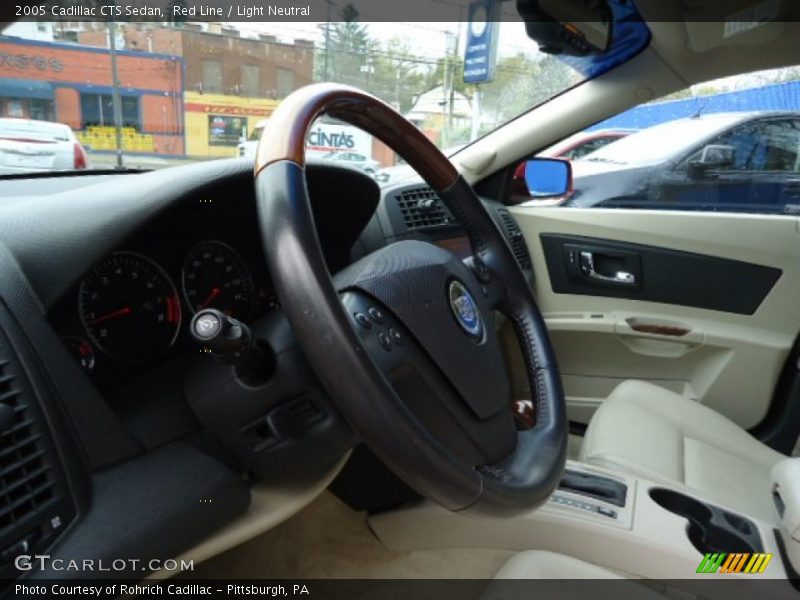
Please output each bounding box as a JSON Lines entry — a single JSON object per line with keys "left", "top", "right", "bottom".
{"left": 689, "top": 120, "right": 800, "bottom": 172}
{"left": 752, "top": 121, "right": 800, "bottom": 171}
{"left": 513, "top": 66, "right": 800, "bottom": 215}
{"left": 565, "top": 137, "right": 612, "bottom": 160}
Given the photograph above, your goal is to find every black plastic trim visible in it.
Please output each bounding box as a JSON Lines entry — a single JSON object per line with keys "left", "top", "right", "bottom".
{"left": 540, "top": 234, "right": 781, "bottom": 315}
{"left": 31, "top": 442, "right": 250, "bottom": 580}
{"left": 750, "top": 335, "right": 800, "bottom": 453}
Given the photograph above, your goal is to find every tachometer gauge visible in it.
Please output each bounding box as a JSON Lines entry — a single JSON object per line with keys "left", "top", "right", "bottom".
{"left": 79, "top": 252, "right": 181, "bottom": 362}
{"left": 181, "top": 241, "right": 255, "bottom": 319}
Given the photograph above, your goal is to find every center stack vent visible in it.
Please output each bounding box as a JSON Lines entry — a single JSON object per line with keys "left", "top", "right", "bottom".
{"left": 394, "top": 186, "right": 456, "bottom": 230}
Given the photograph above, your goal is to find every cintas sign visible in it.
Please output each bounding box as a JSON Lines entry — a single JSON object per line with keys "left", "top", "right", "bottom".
{"left": 305, "top": 122, "right": 373, "bottom": 157}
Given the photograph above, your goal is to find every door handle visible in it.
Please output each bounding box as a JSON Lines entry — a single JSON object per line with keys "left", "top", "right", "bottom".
{"left": 580, "top": 251, "right": 636, "bottom": 285}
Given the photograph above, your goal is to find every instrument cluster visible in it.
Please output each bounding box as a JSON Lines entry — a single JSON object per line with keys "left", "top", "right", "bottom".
{"left": 50, "top": 199, "right": 279, "bottom": 388}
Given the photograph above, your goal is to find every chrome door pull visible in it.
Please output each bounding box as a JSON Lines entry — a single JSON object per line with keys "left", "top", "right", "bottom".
{"left": 580, "top": 251, "right": 636, "bottom": 285}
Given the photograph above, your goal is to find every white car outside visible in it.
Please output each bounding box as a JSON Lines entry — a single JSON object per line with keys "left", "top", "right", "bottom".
{"left": 0, "top": 118, "right": 89, "bottom": 175}
{"left": 319, "top": 151, "right": 381, "bottom": 176}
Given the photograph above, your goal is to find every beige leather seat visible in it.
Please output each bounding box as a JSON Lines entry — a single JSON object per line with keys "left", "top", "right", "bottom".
{"left": 580, "top": 380, "right": 785, "bottom": 523}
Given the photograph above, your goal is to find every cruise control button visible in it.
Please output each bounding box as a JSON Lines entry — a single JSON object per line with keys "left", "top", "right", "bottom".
{"left": 368, "top": 307, "right": 384, "bottom": 323}
{"left": 354, "top": 313, "right": 372, "bottom": 329}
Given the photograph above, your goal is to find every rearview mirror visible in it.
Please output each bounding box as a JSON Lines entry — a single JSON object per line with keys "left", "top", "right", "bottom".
{"left": 523, "top": 158, "right": 572, "bottom": 198}
{"left": 517, "top": 0, "right": 614, "bottom": 56}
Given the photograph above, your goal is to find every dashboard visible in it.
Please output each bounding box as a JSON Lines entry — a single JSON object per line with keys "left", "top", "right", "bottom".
{"left": 47, "top": 167, "right": 531, "bottom": 396}
{"left": 0, "top": 156, "right": 533, "bottom": 580}
{"left": 46, "top": 160, "right": 383, "bottom": 393}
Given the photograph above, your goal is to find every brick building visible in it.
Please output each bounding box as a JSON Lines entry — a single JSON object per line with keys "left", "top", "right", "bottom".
{"left": 0, "top": 35, "right": 185, "bottom": 155}
{"left": 76, "top": 23, "right": 314, "bottom": 101}
{"left": 69, "top": 23, "right": 315, "bottom": 157}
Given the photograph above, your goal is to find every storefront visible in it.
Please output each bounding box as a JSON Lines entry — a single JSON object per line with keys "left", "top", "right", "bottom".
{"left": 0, "top": 36, "right": 185, "bottom": 155}
{"left": 184, "top": 91, "right": 278, "bottom": 158}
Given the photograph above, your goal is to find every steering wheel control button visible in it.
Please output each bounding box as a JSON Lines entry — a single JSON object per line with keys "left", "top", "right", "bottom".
{"left": 448, "top": 280, "right": 484, "bottom": 341}
{"left": 193, "top": 312, "right": 221, "bottom": 339}
{"left": 378, "top": 332, "right": 393, "bottom": 351}
{"left": 389, "top": 328, "right": 402, "bottom": 345}
{"left": 354, "top": 312, "right": 372, "bottom": 329}
{"left": 368, "top": 307, "right": 384, "bottom": 323}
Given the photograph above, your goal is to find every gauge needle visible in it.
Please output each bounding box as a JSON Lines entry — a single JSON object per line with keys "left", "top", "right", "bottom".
{"left": 89, "top": 306, "right": 132, "bottom": 325}
{"left": 199, "top": 287, "right": 221, "bottom": 309}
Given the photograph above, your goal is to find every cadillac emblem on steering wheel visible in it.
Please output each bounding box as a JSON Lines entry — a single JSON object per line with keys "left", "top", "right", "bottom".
{"left": 448, "top": 280, "right": 484, "bottom": 341}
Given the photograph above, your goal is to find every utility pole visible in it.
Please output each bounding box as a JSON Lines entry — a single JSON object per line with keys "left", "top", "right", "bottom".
{"left": 108, "top": 21, "right": 124, "bottom": 169}
{"left": 446, "top": 30, "right": 459, "bottom": 142}
{"left": 471, "top": 86, "right": 481, "bottom": 141}
{"left": 323, "top": 0, "right": 332, "bottom": 81}
{"left": 441, "top": 37, "right": 450, "bottom": 149}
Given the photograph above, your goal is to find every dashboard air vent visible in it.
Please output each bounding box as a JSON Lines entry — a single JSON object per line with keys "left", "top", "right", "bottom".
{"left": 0, "top": 349, "right": 56, "bottom": 533}
{"left": 0, "top": 312, "right": 75, "bottom": 578}
{"left": 395, "top": 186, "right": 456, "bottom": 230}
{"left": 497, "top": 209, "right": 532, "bottom": 270}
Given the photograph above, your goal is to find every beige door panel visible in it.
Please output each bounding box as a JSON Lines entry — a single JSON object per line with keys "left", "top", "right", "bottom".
{"left": 508, "top": 207, "right": 800, "bottom": 428}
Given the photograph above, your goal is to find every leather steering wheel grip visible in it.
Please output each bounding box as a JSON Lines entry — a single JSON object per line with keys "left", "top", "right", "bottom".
{"left": 254, "top": 83, "right": 567, "bottom": 514}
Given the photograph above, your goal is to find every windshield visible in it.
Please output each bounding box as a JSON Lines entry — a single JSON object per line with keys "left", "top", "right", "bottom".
{"left": 0, "top": 6, "right": 647, "bottom": 175}
{"left": 582, "top": 115, "right": 743, "bottom": 166}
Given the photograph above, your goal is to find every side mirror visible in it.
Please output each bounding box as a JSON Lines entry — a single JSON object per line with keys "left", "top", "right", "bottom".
{"left": 689, "top": 144, "right": 736, "bottom": 177}
{"left": 523, "top": 158, "right": 572, "bottom": 199}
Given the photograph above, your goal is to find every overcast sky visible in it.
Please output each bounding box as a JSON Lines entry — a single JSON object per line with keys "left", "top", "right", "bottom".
{"left": 231, "top": 21, "right": 538, "bottom": 59}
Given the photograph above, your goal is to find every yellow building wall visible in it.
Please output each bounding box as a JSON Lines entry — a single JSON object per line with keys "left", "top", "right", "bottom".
{"left": 184, "top": 92, "right": 279, "bottom": 158}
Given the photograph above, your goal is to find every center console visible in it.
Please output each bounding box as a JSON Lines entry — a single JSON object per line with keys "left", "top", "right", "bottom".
{"left": 368, "top": 459, "right": 796, "bottom": 595}
{"left": 649, "top": 487, "right": 764, "bottom": 556}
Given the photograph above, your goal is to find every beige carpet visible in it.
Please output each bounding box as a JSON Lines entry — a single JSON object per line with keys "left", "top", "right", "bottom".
{"left": 188, "top": 491, "right": 514, "bottom": 579}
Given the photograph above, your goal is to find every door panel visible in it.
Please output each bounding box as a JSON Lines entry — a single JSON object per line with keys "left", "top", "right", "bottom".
{"left": 540, "top": 234, "right": 781, "bottom": 314}
{"left": 508, "top": 206, "right": 800, "bottom": 429}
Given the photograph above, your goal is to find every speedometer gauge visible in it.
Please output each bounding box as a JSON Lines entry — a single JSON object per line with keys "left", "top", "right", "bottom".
{"left": 181, "top": 240, "right": 255, "bottom": 319}
{"left": 79, "top": 252, "right": 181, "bottom": 362}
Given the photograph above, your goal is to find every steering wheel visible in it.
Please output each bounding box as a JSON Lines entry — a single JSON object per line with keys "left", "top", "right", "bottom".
{"left": 254, "top": 83, "right": 566, "bottom": 513}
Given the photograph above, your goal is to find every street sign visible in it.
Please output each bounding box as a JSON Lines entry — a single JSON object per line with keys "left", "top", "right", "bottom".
{"left": 464, "top": 0, "right": 500, "bottom": 84}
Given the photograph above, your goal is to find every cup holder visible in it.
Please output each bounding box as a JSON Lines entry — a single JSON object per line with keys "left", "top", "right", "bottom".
{"left": 649, "top": 488, "right": 763, "bottom": 555}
